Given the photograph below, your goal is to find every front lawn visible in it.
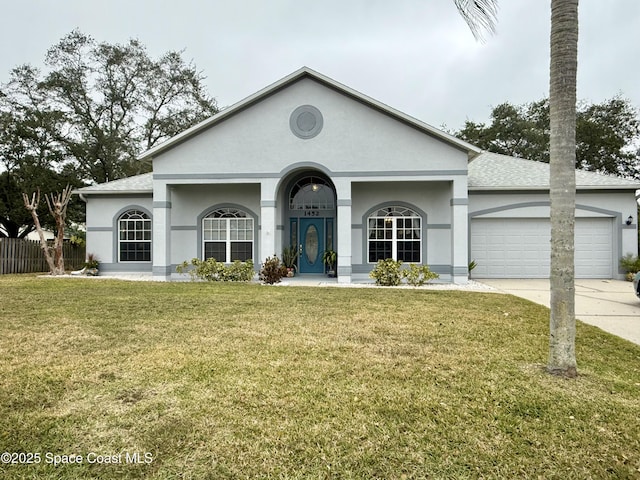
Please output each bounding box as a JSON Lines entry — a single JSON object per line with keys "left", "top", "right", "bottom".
{"left": 1, "top": 276, "right": 639, "bottom": 479}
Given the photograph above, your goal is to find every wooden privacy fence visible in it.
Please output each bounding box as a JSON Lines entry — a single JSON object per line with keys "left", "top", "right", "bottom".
{"left": 0, "top": 238, "right": 86, "bottom": 274}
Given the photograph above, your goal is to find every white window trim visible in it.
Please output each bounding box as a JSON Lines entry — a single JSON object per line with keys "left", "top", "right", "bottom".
{"left": 202, "top": 212, "right": 254, "bottom": 263}
{"left": 118, "top": 210, "right": 152, "bottom": 263}
{"left": 367, "top": 209, "right": 422, "bottom": 264}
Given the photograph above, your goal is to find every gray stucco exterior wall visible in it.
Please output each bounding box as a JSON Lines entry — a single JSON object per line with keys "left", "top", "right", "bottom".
{"left": 76, "top": 68, "right": 639, "bottom": 283}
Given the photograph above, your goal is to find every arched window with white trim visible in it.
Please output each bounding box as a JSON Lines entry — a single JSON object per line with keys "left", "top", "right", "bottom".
{"left": 203, "top": 208, "right": 254, "bottom": 262}
{"left": 119, "top": 210, "right": 152, "bottom": 262}
{"left": 368, "top": 206, "right": 421, "bottom": 263}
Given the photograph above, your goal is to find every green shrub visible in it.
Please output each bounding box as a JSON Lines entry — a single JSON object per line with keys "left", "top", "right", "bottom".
{"left": 222, "top": 260, "right": 256, "bottom": 282}
{"left": 84, "top": 253, "right": 100, "bottom": 269}
{"left": 259, "top": 255, "right": 288, "bottom": 284}
{"left": 619, "top": 254, "right": 640, "bottom": 274}
{"left": 176, "top": 258, "right": 255, "bottom": 282}
{"left": 403, "top": 263, "right": 439, "bottom": 286}
{"left": 369, "top": 258, "right": 403, "bottom": 286}
{"left": 70, "top": 235, "right": 86, "bottom": 248}
{"left": 370, "top": 260, "right": 440, "bottom": 287}
{"left": 177, "top": 258, "right": 224, "bottom": 281}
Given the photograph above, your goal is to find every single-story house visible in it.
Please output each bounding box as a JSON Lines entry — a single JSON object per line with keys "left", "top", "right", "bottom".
{"left": 75, "top": 67, "right": 640, "bottom": 283}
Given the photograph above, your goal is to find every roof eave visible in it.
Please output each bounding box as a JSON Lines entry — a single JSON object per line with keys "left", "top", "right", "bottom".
{"left": 137, "top": 66, "right": 481, "bottom": 162}
{"left": 72, "top": 189, "right": 152, "bottom": 196}
{"left": 468, "top": 186, "right": 550, "bottom": 192}
{"left": 469, "top": 185, "right": 640, "bottom": 192}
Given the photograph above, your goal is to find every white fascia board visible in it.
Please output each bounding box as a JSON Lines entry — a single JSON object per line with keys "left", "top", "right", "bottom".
{"left": 137, "top": 67, "right": 481, "bottom": 162}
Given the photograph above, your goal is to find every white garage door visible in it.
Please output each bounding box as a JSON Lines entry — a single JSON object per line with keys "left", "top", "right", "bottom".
{"left": 470, "top": 218, "right": 613, "bottom": 278}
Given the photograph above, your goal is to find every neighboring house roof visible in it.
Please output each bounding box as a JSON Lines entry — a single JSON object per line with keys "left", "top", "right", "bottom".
{"left": 26, "top": 229, "right": 56, "bottom": 241}
{"left": 469, "top": 152, "right": 640, "bottom": 191}
{"left": 75, "top": 172, "right": 153, "bottom": 195}
{"left": 136, "top": 66, "right": 482, "bottom": 162}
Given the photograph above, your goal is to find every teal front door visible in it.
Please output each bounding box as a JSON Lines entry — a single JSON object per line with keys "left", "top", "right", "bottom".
{"left": 299, "top": 218, "right": 325, "bottom": 274}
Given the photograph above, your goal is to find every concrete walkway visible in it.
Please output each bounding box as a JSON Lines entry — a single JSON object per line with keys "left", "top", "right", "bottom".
{"left": 478, "top": 279, "right": 640, "bottom": 346}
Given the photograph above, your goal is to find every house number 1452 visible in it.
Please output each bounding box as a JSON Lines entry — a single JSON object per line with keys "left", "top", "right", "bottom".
{"left": 303, "top": 210, "right": 319, "bottom": 217}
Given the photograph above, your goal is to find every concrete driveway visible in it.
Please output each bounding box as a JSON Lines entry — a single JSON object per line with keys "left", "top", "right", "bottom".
{"left": 478, "top": 279, "right": 640, "bottom": 346}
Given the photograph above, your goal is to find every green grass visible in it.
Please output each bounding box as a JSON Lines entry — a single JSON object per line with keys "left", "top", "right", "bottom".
{"left": 1, "top": 275, "right": 639, "bottom": 479}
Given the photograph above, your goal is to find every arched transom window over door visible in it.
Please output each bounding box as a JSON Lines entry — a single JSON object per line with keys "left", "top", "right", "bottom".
{"left": 368, "top": 206, "right": 422, "bottom": 263}
{"left": 203, "top": 208, "right": 254, "bottom": 262}
{"left": 289, "top": 177, "right": 335, "bottom": 210}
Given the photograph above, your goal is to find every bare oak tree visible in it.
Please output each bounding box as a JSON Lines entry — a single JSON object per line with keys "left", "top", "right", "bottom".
{"left": 22, "top": 184, "right": 73, "bottom": 275}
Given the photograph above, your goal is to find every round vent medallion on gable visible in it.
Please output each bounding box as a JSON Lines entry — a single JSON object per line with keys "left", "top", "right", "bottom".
{"left": 290, "top": 105, "right": 323, "bottom": 139}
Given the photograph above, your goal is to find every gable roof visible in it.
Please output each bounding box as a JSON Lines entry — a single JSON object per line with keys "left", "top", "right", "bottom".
{"left": 136, "top": 66, "right": 481, "bottom": 162}
{"left": 469, "top": 152, "right": 640, "bottom": 191}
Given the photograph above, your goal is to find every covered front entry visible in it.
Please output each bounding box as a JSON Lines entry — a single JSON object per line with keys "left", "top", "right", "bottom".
{"left": 284, "top": 172, "right": 336, "bottom": 275}
{"left": 292, "top": 217, "right": 338, "bottom": 274}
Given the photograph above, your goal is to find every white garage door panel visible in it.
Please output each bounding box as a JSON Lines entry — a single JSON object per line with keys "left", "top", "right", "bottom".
{"left": 471, "top": 218, "right": 613, "bottom": 279}
{"left": 575, "top": 219, "right": 613, "bottom": 278}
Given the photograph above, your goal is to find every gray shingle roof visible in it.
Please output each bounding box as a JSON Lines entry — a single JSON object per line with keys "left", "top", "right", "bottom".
{"left": 469, "top": 152, "right": 640, "bottom": 190}
{"left": 74, "top": 172, "right": 153, "bottom": 194}
{"left": 74, "top": 153, "right": 640, "bottom": 196}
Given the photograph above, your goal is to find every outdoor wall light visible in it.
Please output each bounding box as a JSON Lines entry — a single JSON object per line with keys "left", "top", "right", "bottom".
{"left": 626, "top": 215, "right": 633, "bottom": 225}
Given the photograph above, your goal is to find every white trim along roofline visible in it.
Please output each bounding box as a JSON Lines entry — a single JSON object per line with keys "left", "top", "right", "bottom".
{"left": 136, "top": 66, "right": 482, "bottom": 163}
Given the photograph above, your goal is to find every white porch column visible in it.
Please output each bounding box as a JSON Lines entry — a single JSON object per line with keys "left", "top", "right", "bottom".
{"left": 152, "top": 182, "right": 172, "bottom": 281}
{"left": 451, "top": 177, "right": 469, "bottom": 284}
{"left": 260, "top": 179, "right": 279, "bottom": 263}
{"left": 334, "top": 178, "right": 352, "bottom": 284}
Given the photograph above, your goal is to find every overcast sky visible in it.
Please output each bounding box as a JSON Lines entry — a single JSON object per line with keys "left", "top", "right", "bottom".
{"left": 1, "top": 0, "right": 638, "bottom": 130}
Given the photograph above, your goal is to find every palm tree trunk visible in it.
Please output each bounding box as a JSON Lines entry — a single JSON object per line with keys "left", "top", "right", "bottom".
{"left": 548, "top": 0, "right": 579, "bottom": 377}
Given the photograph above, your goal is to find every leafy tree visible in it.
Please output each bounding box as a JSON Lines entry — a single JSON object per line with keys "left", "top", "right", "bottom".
{"left": 0, "top": 30, "right": 218, "bottom": 237}
{"left": 0, "top": 66, "right": 79, "bottom": 237}
{"left": 457, "top": 96, "right": 640, "bottom": 178}
{"left": 576, "top": 97, "right": 640, "bottom": 177}
{"left": 0, "top": 170, "right": 34, "bottom": 238}
{"left": 42, "top": 30, "right": 219, "bottom": 183}
{"left": 457, "top": 99, "right": 550, "bottom": 162}
{"left": 0, "top": 166, "right": 79, "bottom": 238}
{"left": 455, "top": 0, "right": 580, "bottom": 377}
